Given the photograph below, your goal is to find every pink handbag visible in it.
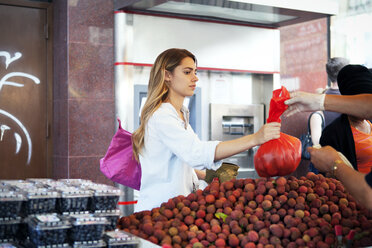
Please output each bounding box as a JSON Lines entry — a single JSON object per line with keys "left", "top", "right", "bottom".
{"left": 100, "top": 118, "right": 141, "bottom": 190}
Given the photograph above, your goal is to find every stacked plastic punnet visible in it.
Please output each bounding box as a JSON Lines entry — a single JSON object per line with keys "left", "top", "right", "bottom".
{"left": 0, "top": 178, "right": 140, "bottom": 248}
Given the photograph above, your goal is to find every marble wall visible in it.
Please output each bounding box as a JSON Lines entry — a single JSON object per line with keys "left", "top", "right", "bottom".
{"left": 51, "top": 1, "right": 328, "bottom": 181}
{"left": 53, "top": 0, "right": 115, "bottom": 184}
{"left": 279, "top": 18, "right": 329, "bottom": 177}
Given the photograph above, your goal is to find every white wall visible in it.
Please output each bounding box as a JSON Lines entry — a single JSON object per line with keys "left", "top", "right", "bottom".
{"left": 331, "top": 13, "right": 372, "bottom": 68}
{"left": 128, "top": 14, "right": 280, "bottom": 72}
{"left": 115, "top": 12, "right": 280, "bottom": 136}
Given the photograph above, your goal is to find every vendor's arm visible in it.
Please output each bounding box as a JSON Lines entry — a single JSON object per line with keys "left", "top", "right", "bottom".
{"left": 214, "top": 122, "right": 281, "bottom": 161}
{"left": 324, "top": 94, "right": 372, "bottom": 119}
{"left": 308, "top": 146, "right": 372, "bottom": 210}
{"left": 285, "top": 92, "right": 372, "bottom": 119}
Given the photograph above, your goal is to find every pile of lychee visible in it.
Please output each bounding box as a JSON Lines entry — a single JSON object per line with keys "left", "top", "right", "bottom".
{"left": 118, "top": 172, "right": 372, "bottom": 248}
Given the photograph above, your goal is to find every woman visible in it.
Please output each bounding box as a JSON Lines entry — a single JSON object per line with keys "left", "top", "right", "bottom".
{"left": 319, "top": 64, "right": 372, "bottom": 173}
{"left": 132, "top": 48, "right": 281, "bottom": 212}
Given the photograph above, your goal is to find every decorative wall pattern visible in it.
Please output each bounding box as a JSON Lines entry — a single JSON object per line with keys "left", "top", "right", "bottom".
{"left": 0, "top": 51, "right": 40, "bottom": 165}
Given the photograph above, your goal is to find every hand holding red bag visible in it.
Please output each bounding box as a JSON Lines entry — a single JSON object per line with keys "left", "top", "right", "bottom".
{"left": 254, "top": 86, "right": 301, "bottom": 177}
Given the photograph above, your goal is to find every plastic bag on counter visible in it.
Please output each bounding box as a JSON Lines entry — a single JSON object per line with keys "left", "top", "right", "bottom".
{"left": 254, "top": 86, "right": 301, "bottom": 177}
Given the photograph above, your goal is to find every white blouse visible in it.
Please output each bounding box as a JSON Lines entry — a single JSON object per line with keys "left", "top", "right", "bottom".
{"left": 135, "top": 103, "right": 222, "bottom": 212}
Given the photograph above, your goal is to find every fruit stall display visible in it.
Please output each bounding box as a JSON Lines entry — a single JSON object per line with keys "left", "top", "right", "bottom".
{"left": 118, "top": 172, "right": 372, "bottom": 248}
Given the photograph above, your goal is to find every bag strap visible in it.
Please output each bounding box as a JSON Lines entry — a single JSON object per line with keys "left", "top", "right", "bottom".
{"left": 307, "top": 113, "right": 313, "bottom": 134}
{"left": 307, "top": 112, "right": 325, "bottom": 134}
{"left": 117, "top": 117, "right": 123, "bottom": 130}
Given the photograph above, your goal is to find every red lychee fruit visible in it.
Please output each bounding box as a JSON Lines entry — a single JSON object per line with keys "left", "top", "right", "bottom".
{"left": 211, "top": 224, "right": 222, "bottom": 234}
{"left": 262, "top": 200, "right": 272, "bottom": 211}
{"left": 268, "top": 188, "right": 278, "bottom": 197}
{"left": 269, "top": 224, "right": 283, "bottom": 238}
{"left": 184, "top": 215, "right": 194, "bottom": 225}
{"left": 142, "top": 223, "right": 154, "bottom": 235}
{"left": 196, "top": 209, "right": 206, "bottom": 219}
{"left": 244, "top": 183, "right": 255, "bottom": 192}
{"left": 247, "top": 230, "right": 259, "bottom": 242}
{"left": 228, "top": 234, "right": 240, "bottom": 247}
{"left": 168, "top": 226, "right": 178, "bottom": 236}
{"left": 215, "top": 238, "right": 226, "bottom": 247}
{"left": 205, "top": 194, "right": 215, "bottom": 204}
{"left": 223, "top": 181, "right": 234, "bottom": 190}
{"left": 276, "top": 177, "right": 287, "bottom": 186}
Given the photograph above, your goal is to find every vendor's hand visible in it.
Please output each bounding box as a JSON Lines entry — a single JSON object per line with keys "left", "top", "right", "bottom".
{"left": 253, "top": 122, "right": 281, "bottom": 145}
{"left": 307, "top": 146, "right": 341, "bottom": 173}
{"left": 205, "top": 162, "right": 239, "bottom": 184}
{"left": 284, "top": 91, "right": 325, "bottom": 117}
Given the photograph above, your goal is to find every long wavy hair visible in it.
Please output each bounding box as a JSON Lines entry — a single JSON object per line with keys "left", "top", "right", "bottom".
{"left": 132, "top": 48, "right": 197, "bottom": 161}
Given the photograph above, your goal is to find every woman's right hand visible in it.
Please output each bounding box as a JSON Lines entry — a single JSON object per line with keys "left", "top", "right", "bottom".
{"left": 253, "top": 122, "right": 281, "bottom": 145}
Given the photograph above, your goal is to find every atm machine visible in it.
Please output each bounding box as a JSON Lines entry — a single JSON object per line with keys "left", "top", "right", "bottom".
{"left": 210, "top": 103, "right": 265, "bottom": 179}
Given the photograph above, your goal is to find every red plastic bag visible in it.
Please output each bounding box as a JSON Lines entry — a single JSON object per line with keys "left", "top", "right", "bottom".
{"left": 100, "top": 118, "right": 141, "bottom": 190}
{"left": 254, "top": 86, "right": 301, "bottom": 177}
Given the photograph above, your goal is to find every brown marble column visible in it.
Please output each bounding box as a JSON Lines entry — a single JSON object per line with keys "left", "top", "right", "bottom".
{"left": 53, "top": 0, "right": 115, "bottom": 184}
{"left": 279, "top": 18, "right": 328, "bottom": 177}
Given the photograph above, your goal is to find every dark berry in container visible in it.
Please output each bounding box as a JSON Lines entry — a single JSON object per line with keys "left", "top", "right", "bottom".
{"left": 0, "top": 191, "right": 25, "bottom": 218}
{"left": 0, "top": 184, "right": 14, "bottom": 192}
{"left": 87, "top": 185, "right": 121, "bottom": 211}
{"left": 103, "top": 230, "right": 139, "bottom": 248}
{"left": 26, "top": 178, "right": 55, "bottom": 189}
{"left": 0, "top": 217, "right": 21, "bottom": 241}
{"left": 0, "top": 180, "right": 35, "bottom": 192}
{"left": 22, "top": 239, "right": 71, "bottom": 248}
{"left": 27, "top": 213, "right": 71, "bottom": 246}
{"left": 93, "top": 209, "right": 121, "bottom": 231}
{"left": 58, "top": 179, "right": 93, "bottom": 187}
{"left": 68, "top": 213, "right": 108, "bottom": 242}
{"left": 0, "top": 242, "right": 20, "bottom": 248}
{"left": 71, "top": 240, "right": 106, "bottom": 248}
{"left": 16, "top": 217, "right": 29, "bottom": 241}
{"left": 43, "top": 180, "right": 66, "bottom": 189}
{"left": 56, "top": 186, "right": 92, "bottom": 213}
{"left": 24, "top": 189, "right": 60, "bottom": 215}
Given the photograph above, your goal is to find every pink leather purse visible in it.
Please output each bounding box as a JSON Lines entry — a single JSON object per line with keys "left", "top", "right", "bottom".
{"left": 100, "top": 118, "right": 141, "bottom": 190}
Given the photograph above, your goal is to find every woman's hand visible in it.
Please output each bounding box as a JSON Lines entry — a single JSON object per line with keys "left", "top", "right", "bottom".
{"left": 253, "top": 122, "right": 281, "bottom": 145}
{"left": 194, "top": 169, "right": 206, "bottom": 180}
{"left": 214, "top": 122, "right": 279, "bottom": 161}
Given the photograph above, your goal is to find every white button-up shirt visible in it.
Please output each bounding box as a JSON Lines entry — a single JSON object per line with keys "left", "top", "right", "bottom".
{"left": 135, "top": 103, "right": 222, "bottom": 212}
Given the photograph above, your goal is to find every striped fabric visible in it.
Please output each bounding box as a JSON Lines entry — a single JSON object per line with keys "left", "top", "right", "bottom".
{"left": 351, "top": 120, "right": 372, "bottom": 174}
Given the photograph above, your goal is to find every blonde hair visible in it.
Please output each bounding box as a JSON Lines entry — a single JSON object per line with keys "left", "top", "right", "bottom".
{"left": 132, "top": 48, "right": 196, "bottom": 161}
